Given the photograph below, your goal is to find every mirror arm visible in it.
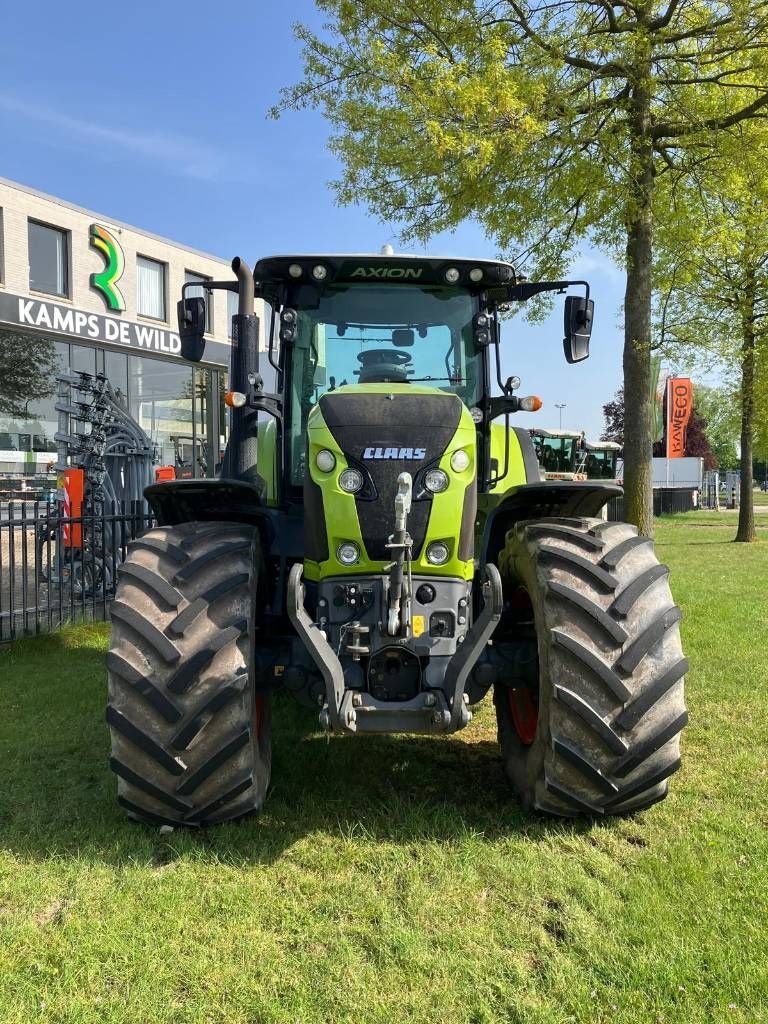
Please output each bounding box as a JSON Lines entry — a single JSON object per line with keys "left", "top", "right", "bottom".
{"left": 503, "top": 279, "right": 590, "bottom": 305}
{"left": 488, "top": 395, "right": 520, "bottom": 420}
{"left": 245, "top": 373, "right": 283, "bottom": 420}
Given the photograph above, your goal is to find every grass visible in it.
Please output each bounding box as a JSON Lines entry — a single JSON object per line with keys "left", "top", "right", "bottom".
{"left": 1, "top": 517, "right": 767, "bottom": 1024}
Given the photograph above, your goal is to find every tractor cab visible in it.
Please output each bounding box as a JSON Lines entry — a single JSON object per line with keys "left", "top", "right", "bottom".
{"left": 530, "top": 427, "right": 587, "bottom": 480}
{"left": 583, "top": 439, "right": 622, "bottom": 481}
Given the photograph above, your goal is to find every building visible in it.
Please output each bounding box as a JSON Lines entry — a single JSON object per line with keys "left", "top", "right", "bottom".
{"left": 0, "top": 177, "right": 263, "bottom": 493}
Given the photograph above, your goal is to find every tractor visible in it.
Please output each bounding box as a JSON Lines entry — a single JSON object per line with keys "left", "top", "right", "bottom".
{"left": 106, "top": 253, "right": 687, "bottom": 826}
{"left": 584, "top": 439, "right": 622, "bottom": 482}
{"left": 530, "top": 427, "right": 588, "bottom": 481}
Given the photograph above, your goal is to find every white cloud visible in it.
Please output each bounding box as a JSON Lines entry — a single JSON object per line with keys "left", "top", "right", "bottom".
{"left": 0, "top": 94, "right": 230, "bottom": 181}
{"left": 569, "top": 249, "right": 624, "bottom": 284}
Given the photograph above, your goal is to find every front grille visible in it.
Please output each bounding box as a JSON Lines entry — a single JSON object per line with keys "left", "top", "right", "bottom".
{"left": 319, "top": 392, "right": 462, "bottom": 560}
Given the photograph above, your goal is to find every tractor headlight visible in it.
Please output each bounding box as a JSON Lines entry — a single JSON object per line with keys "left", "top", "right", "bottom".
{"left": 444, "top": 267, "right": 460, "bottom": 283}
{"left": 450, "top": 449, "right": 470, "bottom": 472}
{"left": 339, "top": 468, "right": 364, "bottom": 493}
{"left": 337, "top": 542, "right": 360, "bottom": 566}
{"left": 426, "top": 542, "right": 450, "bottom": 565}
{"left": 312, "top": 264, "right": 328, "bottom": 281}
{"left": 424, "top": 468, "right": 449, "bottom": 493}
{"left": 469, "top": 267, "right": 484, "bottom": 282}
{"left": 288, "top": 263, "right": 303, "bottom": 278}
{"left": 316, "top": 449, "right": 336, "bottom": 472}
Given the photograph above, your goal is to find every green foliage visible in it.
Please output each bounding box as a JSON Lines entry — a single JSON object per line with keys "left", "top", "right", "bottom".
{"left": 601, "top": 386, "right": 625, "bottom": 444}
{"left": 0, "top": 332, "right": 58, "bottom": 419}
{"left": 278, "top": 1, "right": 768, "bottom": 277}
{"left": 691, "top": 386, "right": 741, "bottom": 471}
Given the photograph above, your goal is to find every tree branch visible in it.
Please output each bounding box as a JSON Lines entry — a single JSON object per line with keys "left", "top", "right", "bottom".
{"left": 653, "top": 92, "right": 768, "bottom": 139}
{"left": 504, "top": 0, "right": 629, "bottom": 75}
{"left": 650, "top": 0, "right": 682, "bottom": 30}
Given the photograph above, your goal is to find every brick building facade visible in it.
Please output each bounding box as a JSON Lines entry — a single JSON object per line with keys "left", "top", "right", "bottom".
{"left": 0, "top": 177, "right": 261, "bottom": 491}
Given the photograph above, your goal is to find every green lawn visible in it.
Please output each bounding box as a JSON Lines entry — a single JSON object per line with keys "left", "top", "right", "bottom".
{"left": 1, "top": 517, "right": 767, "bottom": 1024}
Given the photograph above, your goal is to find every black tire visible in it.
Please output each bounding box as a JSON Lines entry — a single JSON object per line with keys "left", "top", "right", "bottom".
{"left": 494, "top": 516, "right": 688, "bottom": 817}
{"left": 107, "top": 522, "right": 271, "bottom": 827}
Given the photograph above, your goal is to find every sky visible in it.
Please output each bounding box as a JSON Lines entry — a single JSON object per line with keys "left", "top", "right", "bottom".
{"left": 0, "top": 0, "right": 627, "bottom": 438}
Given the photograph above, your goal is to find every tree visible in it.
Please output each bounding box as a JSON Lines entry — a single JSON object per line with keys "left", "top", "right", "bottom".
{"left": 689, "top": 385, "right": 740, "bottom": 472}
{"left": 602, "top": 388, "right": 625, "bottom": 445}
{"left": 279, "top": 0, "right": 768, "bottom": 534}
{"left": 654, "top": 127, "right": 768, "bottom": 540}
{"left": 683, "top": 408, "right": 718, "bottom": 472}
{"left": 0, "top": 332, "right": 58, "bottom": 419}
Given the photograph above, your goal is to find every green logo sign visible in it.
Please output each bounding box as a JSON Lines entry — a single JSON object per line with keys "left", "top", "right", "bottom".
{"left": 90, "top": 224, "right": 125, "bottom": 311}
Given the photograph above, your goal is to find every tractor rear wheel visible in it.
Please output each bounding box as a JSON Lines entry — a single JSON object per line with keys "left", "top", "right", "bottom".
{"left": 494, "top": 517, "right": 687, "bottom": 817}
{"left": 107, "top": 522, "right": 271, "bottom": 826}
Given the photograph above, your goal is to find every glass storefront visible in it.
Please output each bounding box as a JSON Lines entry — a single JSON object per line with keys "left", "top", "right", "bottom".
{"left": 0, "top": 327, "right": 225, "bottom": 495}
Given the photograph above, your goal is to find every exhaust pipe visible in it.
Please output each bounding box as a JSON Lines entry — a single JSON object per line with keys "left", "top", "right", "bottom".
{"left": 226, "top": 257, "right": 259, "bottom": 482}
{"left": 231, "top": 256, "right": 254, "bottom": 317}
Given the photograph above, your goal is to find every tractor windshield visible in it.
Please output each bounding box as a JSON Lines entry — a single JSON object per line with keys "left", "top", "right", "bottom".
{"left": 586, "top": 449, "right": 618, "bottom": 479}
{"left": 533, "top": 435, "right": 576, "bottom": 475}
{"left": 285, "top": 283, "right": 481, "bottom": 485}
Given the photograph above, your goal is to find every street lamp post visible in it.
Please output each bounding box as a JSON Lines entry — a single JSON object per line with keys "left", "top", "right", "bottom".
{"left": 555, "top": 403, "right": 566, "bottom": 430}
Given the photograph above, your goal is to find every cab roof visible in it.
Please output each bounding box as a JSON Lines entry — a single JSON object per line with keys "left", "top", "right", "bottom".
{"left": 585, "top": 440, "right": 622, "bottom": 451}
{"left": 253, "top": 253, "right": 518, "bottom": 291}
{"left": 530, "top": 428, "right": 583, "bottom": 440}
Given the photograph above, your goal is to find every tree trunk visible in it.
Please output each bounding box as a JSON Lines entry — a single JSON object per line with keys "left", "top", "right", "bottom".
{"left": 623, "top": 63, "right": 655, "bottom": 537}
{"left": 735, "top": 270, "right": 756, "bottom": 542}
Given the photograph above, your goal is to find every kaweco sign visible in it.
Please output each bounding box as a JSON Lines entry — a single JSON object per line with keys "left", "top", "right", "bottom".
{"left": 0, "top": 292, "right": 229, "bottom": 366}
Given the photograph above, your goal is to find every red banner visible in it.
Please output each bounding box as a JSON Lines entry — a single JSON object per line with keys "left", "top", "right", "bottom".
{"left": 666, "top": 378, "right": 693, "bottom": 458}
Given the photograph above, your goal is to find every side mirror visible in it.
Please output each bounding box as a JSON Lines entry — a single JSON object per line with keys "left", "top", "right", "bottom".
{"left": 563, "top": 296, "right": 594, "bottom": 363}
{"left": 392, "top": 328, "right": 415, "bottom": 347}
{"left": 177, "top": 297, "right": 206, "bottom": 362}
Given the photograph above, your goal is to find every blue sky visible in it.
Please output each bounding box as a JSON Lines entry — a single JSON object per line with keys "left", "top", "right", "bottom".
{"left": 1, "top": 0, "right": 626, "bottom": 437}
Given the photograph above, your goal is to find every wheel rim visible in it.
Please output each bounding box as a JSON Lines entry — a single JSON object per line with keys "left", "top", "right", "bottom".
{"left": 509, "top": 687, "right": 538, "bottom": 745}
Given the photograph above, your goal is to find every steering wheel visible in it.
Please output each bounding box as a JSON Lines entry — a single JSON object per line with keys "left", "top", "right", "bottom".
{"left": 356, "top": 348, "right": 413, "bottom": 383}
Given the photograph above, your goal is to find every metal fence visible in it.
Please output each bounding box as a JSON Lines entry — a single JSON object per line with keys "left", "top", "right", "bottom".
{"left": 607, "top": 487, "right": 699, "bottom": 522}
{"left": 0, "top": 501, "right": 153, "bottom": 643}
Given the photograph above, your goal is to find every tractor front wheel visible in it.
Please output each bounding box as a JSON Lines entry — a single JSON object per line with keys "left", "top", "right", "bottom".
{"left": 494, "top": 517, "right": 688, "bottom": 817}
{"left": 107, "top": 522, "right": 271, "bottom": 826}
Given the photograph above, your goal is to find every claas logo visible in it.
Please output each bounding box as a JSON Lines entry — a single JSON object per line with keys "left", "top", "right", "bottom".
{"left": 362, "top": 446, "right": 427, "bottom": 460}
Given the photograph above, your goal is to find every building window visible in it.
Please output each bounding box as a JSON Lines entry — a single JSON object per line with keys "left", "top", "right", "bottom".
{"left": 28, "top": 220, "right": 69, "bottom": 297}
{"left": 227, "top": 289, "right": 238, "bottom": 338}
{"left": 185, "top": 271, "right": 212, "bottom": 333}
{"left": 0, "top": 208, "right": 4, "bottom": 283}
{"left": 137, "top": 256, "right": 166, "bottom": 320}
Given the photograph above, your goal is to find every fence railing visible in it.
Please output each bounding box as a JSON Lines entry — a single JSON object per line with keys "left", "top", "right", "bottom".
{"left": 607, "top": 487, "right": 700, "bottom": 522}
{"left": 1, "top": 488, "right": 705, "bottom": 642}
{"left": 0, "top": 501, "right": 153, "bottom": 643}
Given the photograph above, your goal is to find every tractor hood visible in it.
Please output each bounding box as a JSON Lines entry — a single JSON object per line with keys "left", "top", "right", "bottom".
{"left": 303, "top": 384, "right": 477, "bottom": 581}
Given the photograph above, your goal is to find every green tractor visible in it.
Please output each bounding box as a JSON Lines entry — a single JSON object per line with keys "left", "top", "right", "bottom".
{"left": 106, "top": 253, "right": 687, "bottom": 826}
{"left": 584, "top": 439, "right": 622, "bottom": 482}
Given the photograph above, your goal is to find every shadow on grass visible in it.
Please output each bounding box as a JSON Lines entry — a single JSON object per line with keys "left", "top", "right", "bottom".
{"left": 0, "top": 630, "right": 615, "bottom": 869}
